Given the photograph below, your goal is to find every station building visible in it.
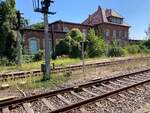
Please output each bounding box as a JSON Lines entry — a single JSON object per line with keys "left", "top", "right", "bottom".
{"left": 23, "top": 6, "right": 130, "bottom": 54}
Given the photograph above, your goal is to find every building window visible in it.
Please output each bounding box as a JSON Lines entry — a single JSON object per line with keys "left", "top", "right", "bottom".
{"left": 119, "top": 30, "right": 122, "bottom": 37}
{"left": 122, "top": 30, "right": 124, "bottom": 37}
{"left": 113, "top": 30, "right": 116, "bottom": 38}
{"left": 57, "top": 24, "right": 61, "bottom": 30}
{"left": 82, "top": 29, "right": 87, "bottom": 36}
{"left": 125, "top": 31, "right": 128, "bottom": 38}
{"left": 29, "top": 38, "right": 38, "bottom": 54}
{"left": 63, "top": 27, "right": 70, "bottom": 32}
{"left": 111, "top": 17, "right": 123, "bottom": 24}
{"left": 105, "top": 29, "right": 110, "bottom": 37}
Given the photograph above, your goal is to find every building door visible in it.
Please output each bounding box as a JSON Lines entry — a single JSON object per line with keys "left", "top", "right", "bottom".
{"left": 29, "top": 38, "right": 38, "bottom": 54}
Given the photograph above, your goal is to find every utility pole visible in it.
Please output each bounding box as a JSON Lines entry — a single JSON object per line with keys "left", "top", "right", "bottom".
{"left": 32, "top": 0, "right": 55, "bottom": 80}
{"left": 44, "top": 12, "right": 51, "bottom": 80}
{"left": 16, "top": 11, "right": 23, "bottom": 66}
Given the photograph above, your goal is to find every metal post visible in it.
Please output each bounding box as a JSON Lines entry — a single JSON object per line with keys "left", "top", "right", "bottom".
{"left": 16, "top": 11, "right": 22, "bottom": 66}
{"left": 82, "top": 41, "right": 85, "bottom": 75}
{"left": 51, "top": 24, "right": 55, "bottom": 59}
{"left": 43, "top": 13, "right": 51, "bottom": 80}
{"left": 16, "top": 31, "right": 22, "bottom": 66}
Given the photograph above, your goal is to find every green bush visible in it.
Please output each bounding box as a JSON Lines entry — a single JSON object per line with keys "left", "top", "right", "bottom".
{"left": 107, "top": 41, "right": 125, "bottom": 57}
{"left": 33, "top": 50, "right": 44, "bottom": 61}
{"left": 124, "top": 44, "right": 141, "bottom": 54}
{"left": 55, "top": 29, "right": 83, "bottom": 58}
{"left": 107, "top": 46, "right": 124, "bottom": 57}
{"left": 139, "top": 43, "right": 150, "bottom": 53}
{"left": 70, "top": 40, "right": 81, "bottom": 58}
{"left": 0, "top": 57, "right": 16, "bottom": 66}
{"left": 69, "top": 28, "right": 84, "bottom": 42}
{"left": 143, "top": 39, "right": 150, "bottom": 49}
{"left": 55, "top": 36, "right": 71, "bottom": 56}
{"left": 22, "top": 55, "right": 34, "bottom": 63}
{"left": 0, "top": 57, "right": 10, "bottom": 66}
{"left": 87, "top": 29, "right": 106, "bottom": 57}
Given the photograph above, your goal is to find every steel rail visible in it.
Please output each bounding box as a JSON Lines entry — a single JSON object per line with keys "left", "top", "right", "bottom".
{"left": 0, "top": 68, "right": 150, "bottom": 110}
{"left": 51, "top": 74, "right": 150, "bottom": 113}
{"left": 0, "top": 56, "right": 150, "bottom": 81}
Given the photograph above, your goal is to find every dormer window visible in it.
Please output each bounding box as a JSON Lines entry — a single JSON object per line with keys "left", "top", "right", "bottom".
{"left": 108, "top": 17, "right": 123, "bottom": 24}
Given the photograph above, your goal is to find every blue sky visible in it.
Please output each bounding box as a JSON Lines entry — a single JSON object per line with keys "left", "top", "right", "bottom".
{"left": 16, "top": 0, "right": 150, "bottom": 40}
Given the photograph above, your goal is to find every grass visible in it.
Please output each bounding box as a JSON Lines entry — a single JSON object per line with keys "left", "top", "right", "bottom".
{"left": 0, "top": 58, "right": 80, "bottom": 73}
{"left": 0, "top": 53, "right": 150, "bottom": 73}
{"left": 1, "top": 54, "right": 150, "bottom": 90}
{"left": 1, "top": 74, "right": 72, "bottom": 90}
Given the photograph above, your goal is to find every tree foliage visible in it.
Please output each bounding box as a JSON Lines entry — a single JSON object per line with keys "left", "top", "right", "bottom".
{"left": 143, "top": 39, "right": 150, "bottom": 49}
{"left": 55, "top": 28, "right": 83, "bottom": 58}
{"left": 0, "top": 0, "right": 17, "bottom": 62}
{"left": 31, "top": 22, "right": 44, "bottom": 30}
{"left": 107, "top": 41, "right": 125, "bottom": 57}
{"left": 145, "top": 24, "right": 150, "bottom": 39}
{"left": 87, "top": 29, "right": 106, "bottom": 57}
{"left": 124, "top": 44, "right": 141, "bottom": 54}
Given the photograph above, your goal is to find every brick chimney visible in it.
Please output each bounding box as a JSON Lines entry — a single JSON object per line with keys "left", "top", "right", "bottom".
{"left": 98, "top": 5, "right": 101, "bottom": 10}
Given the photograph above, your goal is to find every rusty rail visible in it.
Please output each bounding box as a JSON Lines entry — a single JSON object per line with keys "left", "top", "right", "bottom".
{"left": 0, "top": 56, "right": 150, "bottom": 81}
{"left": 0, "top": 68, "right": 150, "bottom": 113}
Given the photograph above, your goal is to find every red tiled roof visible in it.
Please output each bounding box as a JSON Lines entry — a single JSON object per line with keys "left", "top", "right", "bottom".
{"left": 82, "top": 6, "right": 103, "bottom": 26}
{"left": 82, "top": 6, "right": 129, "bottom": 27}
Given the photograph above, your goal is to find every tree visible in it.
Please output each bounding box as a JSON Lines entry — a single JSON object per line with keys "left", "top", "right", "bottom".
{"left": 143, "top": 24, "right": 150, "bottom": 49}
{"left": 31, "top": 22, "right": 44, "bottom": 30}
{"left": 69, "top": 28, "right": 83, "bottom": 42}
{"left": 55, "top": 35, "right": 72, "bottom": 56}
{"left": 0, "top": 0, "right": 17, "bottom": 62}
{"left": 55, "top": 28, "right": 83, "bottom": 58}
{"left": 87, "top": 29, "right": 106, "bottom": 57}
{"left": 145, "top": 24, "right": 150, "bottom": 39}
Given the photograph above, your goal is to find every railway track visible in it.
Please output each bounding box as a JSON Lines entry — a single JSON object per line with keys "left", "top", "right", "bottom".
{"left": 0, "top": 56, "right": 150, "bottom": 81}
{"left": 1, "top": 68, "right": 150, "bottom": 113}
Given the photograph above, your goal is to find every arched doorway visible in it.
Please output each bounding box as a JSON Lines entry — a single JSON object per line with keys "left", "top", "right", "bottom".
{"left": 29, "top": 38, "right": 38, "bottom": 54}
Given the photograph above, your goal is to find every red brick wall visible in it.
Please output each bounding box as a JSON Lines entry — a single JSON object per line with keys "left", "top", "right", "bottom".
{"left": 94, "top": 23, "right": 129, "bottom": 42}
{"left": 23, "top": 22, "right": 129, "bottom": 54}
{"left": 50, "top": 22, "right": 91, "bottom": 33}
{"left": 23, "top": 30, "right": 66, "bottom": 53}
{"left": 23, "top": 31, "right": 45, "bottom": 51}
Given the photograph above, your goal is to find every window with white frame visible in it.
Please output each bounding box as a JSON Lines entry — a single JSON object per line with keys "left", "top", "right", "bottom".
{"left": 111, "top": 17, "right": 123, "bottom": 24}
{"left": 63, "top": 27, "right": 70, "bottom": 32}
{"left": 29, "top": 38, "right": 38, "bottom": 54}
